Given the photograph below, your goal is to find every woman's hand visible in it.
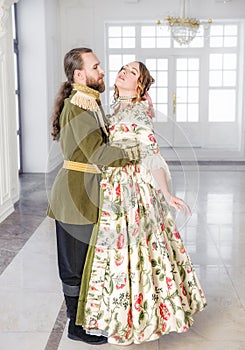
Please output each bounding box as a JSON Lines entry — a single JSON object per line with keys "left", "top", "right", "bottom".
{"left": 166, "top": 194, "right": 192, "bottom": 215}
{"left": 141, "top": 91, "right": 155, "bottom": 118}
{"left": 151, "top": 168, "right": 191, "bottom": 215}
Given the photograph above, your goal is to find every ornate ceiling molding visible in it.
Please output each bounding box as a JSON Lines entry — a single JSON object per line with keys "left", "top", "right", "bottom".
{"left": 0, "top": 0, "right": 18, "bottom": 38}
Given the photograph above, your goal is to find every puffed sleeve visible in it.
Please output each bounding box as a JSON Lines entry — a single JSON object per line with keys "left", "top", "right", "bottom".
{"left": 134, "top": 123, "right": 171, "bottom": 182}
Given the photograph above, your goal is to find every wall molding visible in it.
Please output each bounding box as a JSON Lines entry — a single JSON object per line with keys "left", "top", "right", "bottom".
{"left": 0, "top": 0, "right": 19, "bottom": 223}
{"left": 0, "top": 48, "right": 14, "bottom": 221}
{"left": 0, "top": 0, "right": 18, "bottom": 37}
{"left": 0, "top": 199, "right": 14, "bottom": 222}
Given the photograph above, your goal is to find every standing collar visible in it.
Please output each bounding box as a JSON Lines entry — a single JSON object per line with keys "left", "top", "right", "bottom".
{"left": 72, "top": 83, "right": 100, "bottom": 100}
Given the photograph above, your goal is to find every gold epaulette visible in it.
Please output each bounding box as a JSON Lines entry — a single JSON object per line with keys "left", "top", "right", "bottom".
{"left": 70, "top": 83, "right": 109, "bottom": 137}
{"left": 71, "top": 84, "right": 100, "bottom": 111}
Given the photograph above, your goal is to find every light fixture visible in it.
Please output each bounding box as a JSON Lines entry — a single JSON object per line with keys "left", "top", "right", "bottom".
{"left": 157, "top": 0, "right": 212, "bottom": 46}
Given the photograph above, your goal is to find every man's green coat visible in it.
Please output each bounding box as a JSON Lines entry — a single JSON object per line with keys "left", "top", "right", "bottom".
{"left": 47, "top": 90, "right": 130, "bottom": 225}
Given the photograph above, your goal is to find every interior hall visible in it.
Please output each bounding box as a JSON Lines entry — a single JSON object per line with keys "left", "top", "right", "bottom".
{"left": 0, "top": 1, "right": 244, "bottom": 349}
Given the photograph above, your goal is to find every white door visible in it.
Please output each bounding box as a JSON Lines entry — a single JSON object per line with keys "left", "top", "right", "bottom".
{"left": 145, "top": 53, "right": 240, "bottom": 152}
{"left": 146, "top": 56, "right": 202, "bottom": 149}
{"left": 106, "top": 22, "right": 242, "bottom": 158}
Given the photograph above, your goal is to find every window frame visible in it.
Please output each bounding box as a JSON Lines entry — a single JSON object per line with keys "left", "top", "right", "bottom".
{"left": 105, "top": 20, "right": 241, "bottom": 125}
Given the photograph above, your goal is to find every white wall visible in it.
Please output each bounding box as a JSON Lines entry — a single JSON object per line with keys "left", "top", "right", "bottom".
{"left": 17, "top": 0, "right": 60, "bottom": 173}
{"left": 0, "top": 0, "right": 244, "bottom": 222}
{"left": 59, "top": 0, "right": 245, "bottom": 160}
{"left": 59, "top": 0, "right": 245, "bottom": 62}
{"left": 16, "top": 0, "right": 245, "bottom": 173}
{"left": 44, "top": 0, "right": 63, "bottom": 172}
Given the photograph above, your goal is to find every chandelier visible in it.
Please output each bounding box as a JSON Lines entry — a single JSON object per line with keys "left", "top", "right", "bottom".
{"left": 158, "top": 0, "right": 212, "bottom": 46}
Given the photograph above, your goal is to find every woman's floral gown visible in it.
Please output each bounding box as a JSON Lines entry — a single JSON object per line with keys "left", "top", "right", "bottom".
{"left": 76, "top": 101, "right": 207, "bottom": 345}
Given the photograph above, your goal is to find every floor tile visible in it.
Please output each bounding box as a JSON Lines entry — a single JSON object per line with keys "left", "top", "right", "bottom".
{"left": 1, "top": 169, "right": 245, "bottom": 350}
{"left": 0, "top": 332, "right": 50, "bottom": 350}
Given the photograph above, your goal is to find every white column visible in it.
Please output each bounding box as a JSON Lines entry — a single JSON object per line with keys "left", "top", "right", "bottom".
{"left": 17, "top": 0, "right": 61, "bottom": 173}
{"left": 0, "top": 0, "right": 19, "bottom": 222}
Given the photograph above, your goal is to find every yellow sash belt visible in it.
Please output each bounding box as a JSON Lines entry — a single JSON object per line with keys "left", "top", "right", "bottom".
{"left": 63, "top": 160, "right": 101, "bottom": 174}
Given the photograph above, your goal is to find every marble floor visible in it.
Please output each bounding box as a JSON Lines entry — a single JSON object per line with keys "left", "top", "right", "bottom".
{"left": 0, "top": 166, "right": 245, "bottom": 350}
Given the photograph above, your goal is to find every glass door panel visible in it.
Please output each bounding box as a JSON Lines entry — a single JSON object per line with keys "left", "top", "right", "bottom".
{"left": 173, "top": 56, "right": 201, "bottom": 147}
{"left": 145, "top": 57, "right": 174, "bottom": 147}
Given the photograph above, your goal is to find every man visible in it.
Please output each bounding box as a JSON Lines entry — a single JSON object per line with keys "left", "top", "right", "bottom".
{"left": 47, "top": 48, "right": 138, "bottom": 344}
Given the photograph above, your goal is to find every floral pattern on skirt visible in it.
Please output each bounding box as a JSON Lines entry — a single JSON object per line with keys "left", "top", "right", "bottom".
{"left": 78, "top": 164, "right": 207, "bottom": 345}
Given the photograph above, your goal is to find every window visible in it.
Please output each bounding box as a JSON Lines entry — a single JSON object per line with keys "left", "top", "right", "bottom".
{"left": 145, "top": 58, "right": 168, "bottom": 121}
{"left": 210, "top": 24, "right": 238, "bottom": 48}
{"left": 106, "top": 21, "right": 240, "bottom": 124}
{"left": 208, "top": 24, "right": 238, "bottom": 122}
{"left": 141, "top": 25, "right": 171, "bottom": 48}
{"left": 176, "top": 58, "right": 199, "bottom": 122}
{"left": 108, "top": 26, "right": 136, "bottom": 49}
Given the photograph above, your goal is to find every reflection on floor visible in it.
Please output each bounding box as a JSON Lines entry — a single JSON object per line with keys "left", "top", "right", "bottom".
{"left": 0, "top": 167, "right": 245, "bottom": 350}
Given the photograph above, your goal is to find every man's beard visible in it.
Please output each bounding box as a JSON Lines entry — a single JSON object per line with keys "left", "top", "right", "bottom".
{"left": 86, "top": 75, "right": 105, "bottom": 93}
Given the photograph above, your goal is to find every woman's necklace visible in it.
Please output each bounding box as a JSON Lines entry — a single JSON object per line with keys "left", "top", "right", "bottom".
{"left": 118, "top": 96, "right": 136, "bottom": 102}
{"left": 111, "top": 96, "right": 136, "bottom": 116}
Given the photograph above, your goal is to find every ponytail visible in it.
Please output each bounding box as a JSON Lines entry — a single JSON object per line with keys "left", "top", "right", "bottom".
{"left": 51, "top": 81, "right": 72, "bottom": 140}
{"left": 51, "top": 47, "right": 92, "bottom": 140}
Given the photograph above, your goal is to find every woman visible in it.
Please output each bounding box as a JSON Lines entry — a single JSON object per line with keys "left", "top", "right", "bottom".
{"left": 76, "top": 62, "right": 207, "bottom": 345}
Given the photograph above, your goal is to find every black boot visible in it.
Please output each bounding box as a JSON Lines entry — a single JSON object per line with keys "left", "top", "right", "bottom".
{"left": 68, "top": 319, "right": 107, "bottom": 344}
{"left": 64, "top": 295, "right": 78, "bottom": 319}
{"left": 64, "top": 295, "right": 107, "bottom": 345}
